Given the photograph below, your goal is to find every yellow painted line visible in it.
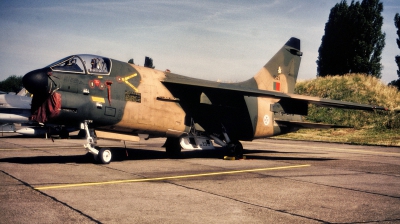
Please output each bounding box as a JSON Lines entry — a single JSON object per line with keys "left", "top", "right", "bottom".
{"left": 34, "top": 164, "right": 310, "bottom": 190}
{"left": 252, "top": 141, "right": 400, "bottom": 157}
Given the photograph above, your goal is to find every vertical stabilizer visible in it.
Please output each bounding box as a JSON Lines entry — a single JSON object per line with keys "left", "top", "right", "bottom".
{"left": 241, "top": 37, "right": 302, "bottom": 94}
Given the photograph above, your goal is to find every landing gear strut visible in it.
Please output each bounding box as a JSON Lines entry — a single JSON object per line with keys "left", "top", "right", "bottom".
{"left": 82, "top": 121, "right": 112, "bottom": 164}
{"left": 210, "top": 126, "right": 244, "bottom": 159}
{"left": 164, "top": 137, "right": 182, "bottom": 157}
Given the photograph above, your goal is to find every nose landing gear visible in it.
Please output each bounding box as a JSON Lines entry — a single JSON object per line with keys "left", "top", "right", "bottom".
{"left": 82, "top": 121, "right": 112, "bottom": 164}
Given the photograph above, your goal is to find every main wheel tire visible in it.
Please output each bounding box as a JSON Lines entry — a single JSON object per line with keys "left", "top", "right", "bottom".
{"left": 165, "top": 137, "right": 182, "bottom": 157}
{"left": 232, "top": 141, "right": 243, "bottom": 159}
{"left": 225, "top": 141, "right": 243, "bottom": 159}
{"left": 98, "top": 148, "right": 112, "bottom": 164}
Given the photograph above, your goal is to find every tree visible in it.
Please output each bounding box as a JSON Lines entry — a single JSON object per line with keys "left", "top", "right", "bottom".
{"left": 317, "top": 1, "right": 350, "bottom": 77}
{"left": 389, "top": 13, "right": 400, "bottom": 89}
{"left": 317, "top": 0, "right": 385, "bottom": 78}
{"left": 0, "top": 75, "right": 23, "bottom": 93}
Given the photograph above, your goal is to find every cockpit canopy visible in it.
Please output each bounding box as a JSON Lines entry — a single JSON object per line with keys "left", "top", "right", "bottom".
{"left": 48, "top": 54, "right": 111, "bottom": 75}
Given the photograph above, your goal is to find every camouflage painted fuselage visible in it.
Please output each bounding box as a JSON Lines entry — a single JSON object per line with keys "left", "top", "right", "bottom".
{"left": 22, "top": 38, "right": 311, "bottom": 141}
{"left": 22, "top": 37, "right": 387, "bottom": 157}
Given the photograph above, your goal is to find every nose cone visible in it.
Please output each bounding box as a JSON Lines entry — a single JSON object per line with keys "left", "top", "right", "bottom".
{"left": 23, "top": 68, "right": 49, "bottom": 95}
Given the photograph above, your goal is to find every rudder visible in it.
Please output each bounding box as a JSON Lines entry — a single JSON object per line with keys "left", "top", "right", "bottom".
{"left": 241, "top": 37, "right": 302, "bottom": 94}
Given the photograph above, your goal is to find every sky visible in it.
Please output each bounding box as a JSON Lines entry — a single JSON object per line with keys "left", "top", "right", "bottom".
{"left": 0, "top": 0, "right": 399, "bottom": 84}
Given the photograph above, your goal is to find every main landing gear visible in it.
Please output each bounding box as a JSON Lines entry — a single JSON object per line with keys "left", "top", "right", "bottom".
{"left": 163, "top": 136, "right": 243, "bottom": 159}
{"left": 163, "top": 125, "right": 244, "bottom": 160}
{"left": 210, "top": 127, "right": 244, "bottom": 159}
{"left": 227, "top": 140, "right": 244, "bottom": 159}
{"left": 82, "top": 121, "right": 112, "bottom": 164}
{"left": 164, "top": 137, "right": 182, "bottom": 157}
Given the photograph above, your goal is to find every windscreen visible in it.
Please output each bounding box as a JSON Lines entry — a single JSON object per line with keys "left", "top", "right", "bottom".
{"left": 49, "top": 55, "right": 111, "bottom": 75}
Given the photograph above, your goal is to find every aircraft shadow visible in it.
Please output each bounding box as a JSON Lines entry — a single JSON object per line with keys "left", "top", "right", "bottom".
{"left": 0, "top": 154, "right": 96, "bottom": 164}
{"left": 0, "top": 147, "right": 334, "bottom": 164}
{"left": 0, "top": 134, "right": 40, "bottom": 139}
{"left": 243, "top": 155, "right": 333, "bottom": 161}
{"left": 244, "top": 149, "right": 326, "bottom": 155}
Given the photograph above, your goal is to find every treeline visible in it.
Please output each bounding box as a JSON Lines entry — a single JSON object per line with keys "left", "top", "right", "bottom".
{"left": 317, "top": 0, "right": 385, "bottom": 78}
{"left": 389, "top": 13, "right": 400, "bottom": 88}
{"left": 0, "top": 75, "right": 23, "bottom": 93}
{"left": 317, "top": 0, "right": 400, "bottom": 89}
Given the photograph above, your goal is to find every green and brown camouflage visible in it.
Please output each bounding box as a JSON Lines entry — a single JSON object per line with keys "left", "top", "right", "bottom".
{"left": 22, "top": 37, "right": 386, "bottom": 163}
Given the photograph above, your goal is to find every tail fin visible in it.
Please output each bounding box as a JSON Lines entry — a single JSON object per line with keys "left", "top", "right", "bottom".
{"left": 241, "top": 37, "right": 302, "bottom": 93}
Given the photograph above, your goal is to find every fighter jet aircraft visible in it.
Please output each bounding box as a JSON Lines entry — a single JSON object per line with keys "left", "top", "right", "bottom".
{"left": 0, "top": 89, "right": 32, "bottom": 124}
{"left": 0, "top": 89, "right": 76, "bottom": 136}
{"left": 22, "top": 37, "right": 386, "bottom": 164}
{"left": 0, "top": 90, "right": 30, "bottom": 133}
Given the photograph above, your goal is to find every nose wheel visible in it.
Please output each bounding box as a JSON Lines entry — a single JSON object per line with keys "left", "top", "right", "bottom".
{"left": 98, "top": 148, "right": 112, "bottom": 164}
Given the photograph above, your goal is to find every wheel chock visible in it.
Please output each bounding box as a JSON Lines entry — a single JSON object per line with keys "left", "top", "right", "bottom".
{"left": 223, "top": 156, "right": 246, "bottom": 160}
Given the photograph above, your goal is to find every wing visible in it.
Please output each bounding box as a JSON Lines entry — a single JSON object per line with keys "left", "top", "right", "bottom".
{"left": 274, "top": 120, "right": 350, "bottom": 129}
{"left": 162, "top": 73, "right": 387, "bottom": 111}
